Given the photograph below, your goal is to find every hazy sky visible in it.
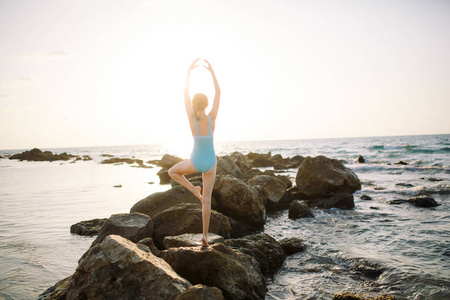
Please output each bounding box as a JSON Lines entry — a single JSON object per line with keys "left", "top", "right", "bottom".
{"left": 1, "top": 0, "right": 449, "bottom": 150}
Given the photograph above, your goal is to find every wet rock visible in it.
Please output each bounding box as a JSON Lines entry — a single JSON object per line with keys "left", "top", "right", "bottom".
{"left": 91, "top": 212, "right": 153, "bottom": 247}
{"left": 163, "top": 233, "right": 225, "bottom": 249}
{"left": 228, "top": 217, "right": 261, "bottom": 238}
{"left": 230, "top": 152, "right": 252, "bottom": 173}
{"left": 66, "top": 235, "right": 191, "bottom": 300}
{"left": 152, "top": 203, "right": 230, "bottom": 248}
{"left": 394, "top": 160, "right": 408, "bottom": 165}
{"left": 407, "top": 196, "right": 439, "bottom": 208}
{"left": 216, "top": 155, "right": 243, "bottom": 178}
{"left": 156, "top": 154, "right": 184, "bottom": 168}
{"left": 161, "top": 243, "right": 266, "bottom": 300}
{"left": 395, "top": 183, "right": 413, "bottom": 187}
{"left": 279, "top": 237, "right": 305, "bottom": 255}
{"left": 9, "top": 148, "right": 77, "bottom": 162}
{"left": 295, "top": 155, "right": 361, "bottom": 198}
{"left": 333, "top": 292, "right": 397, "bottom": 300}
{"left": 370, "top": 206, "right": 380, "bottom": 210}
{"left": 248, "top": 175, "right": 288, "bottom": 210}
{"left": 130, "top": 185, "right": 200, "bottom": 218}
{"left": 212, "top": 175, "right": 266, "bottom": 227}
{"left": 70, "top": 218, "right": 107, "bottom": 236}
{"left": 387, "top": 199, "right": 408, "bottom": 205}
{"left": 38, "top": 276, "right": 71, "bottom": 300}
{"left": 289, "top": 200, "right": 315, "bottom": 219}
{"left": 421, "top": 177, "right": 443, "bottom": 182}
{"left": 349, "top": 259, "right": 384, "bottom": 279}
{"left": 356, "top": 155, "right": 365, "bottom": 163}
{"left": 174, "top": 284, "right": 225, "bottom": 300}
{"left": 279, "top": 186, "right": 309, "bottom": 204}
{"left": 360, "top": 194, "right": 372, "bottom": 200}
{"left": 224, "top": 233, "right": 286, "bottom": 276}
{"left": 305, "top": 193, "right": 355, "bottom": 210}
{"left": 157, "top": 168, "right": 171, "bottom": 184}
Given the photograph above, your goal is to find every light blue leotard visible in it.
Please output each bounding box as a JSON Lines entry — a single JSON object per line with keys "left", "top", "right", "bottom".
{"left": 191, "top": 115, "right": 217, "bottom": 173}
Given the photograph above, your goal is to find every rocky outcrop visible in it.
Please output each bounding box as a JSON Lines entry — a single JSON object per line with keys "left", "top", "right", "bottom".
{"left": 101, "top": 157, "right": 146, "bottom": 167}
{"left": 163, "top": 233, "right": 225, "bottom": 249}
{"left": 161, "top": 243, "right": 266, "bottom": 300}
{"left": 248, "top": 175, "right": 288, "bottom": 210}
{"left": 157, "top": 168, "right": 171, "bottom": 184}
{"left": 360, "top": 194, "right": 372, "bottom": 200}
{"left": 66, "top": 235, "right": 192, "bottom": 300}
{"left": 357, "top": 155, "right": 365, "bottom": 163}
{"left": 130, "top": 185, "right": 200, "bottom": 218}
{"left": 9, "top": 148, "right": 78, "bottom": 162}
{"left": 212, "top": 175, "right": 266, "bottom": 227}
{"left": 279, "top": 237, "right": 305, "bottom": 255}
{"left": 155, "top": 154, "right": 184, "bottom": 168}
{"left": 174, "top": 284, "right": 225, "bottom": 300}
{"left": 70, "top": 218, "right": 107, "bottom": 236}
{"left": 304, "top": 193, "right": 355, "bottom": 210}
{"left": 388, "top": 196, "right": 439, "bottom": 208}
{"left": 296, "top": 155, "right": 361, "bottom": 198}
{"left": 333, "top": 293, "right": 397, "bottom": 300}
{"left": 230, "top": 152, "right": 252, "bottom": 173}
{"left": 216, "top": 155, "right": 243, "bottom": 178}
{"left": 224, "top": 233, "right": 286, "bottom": 276}
{"left": 91, "top": 212, "right": 153, "bottom": 247}
{"left": 152, "top": 203, "right": 231, "bottom": 247}
{"left": 289, "top": 200, "right": 314, "bottom": 219}
{"left": 38, "top": 276, "right": 71, "bottom": 300}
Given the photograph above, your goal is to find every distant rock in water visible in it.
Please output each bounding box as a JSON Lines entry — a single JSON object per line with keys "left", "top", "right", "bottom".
{"left": 289, "top": 200, "right": 314, "bottom": 219}
{"left": 360, "top": 194, "right": 372, "bottom": 200}
{"left": 70, "top": 218, "right": 107, "bottom": 236}
{"left": 394, "top": 160, "right": 408, "bottom": 165}
{"left": 388, "top": 196, "right": 439, "bottom": 208}
{"left": 333, "top": 292, "right": 397, "bottom": 300}
{"left": 9, "top": 148, "right": 77, "bottom": 162}
{"left": 357, "top": 155, "right": 365, "bottom": 163}
{"left": 279, "top": 237, "right": 305, "bottom": 255}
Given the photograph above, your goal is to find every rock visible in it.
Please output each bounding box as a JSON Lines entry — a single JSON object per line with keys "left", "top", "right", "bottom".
{"left": 91, "top": 212, "right": 153, "bottom": 247}
{"left": 279, "top": 237, "right": 305, "bottom": 255}
{"left": 157, "top": 154, "right": 184, "bottom": 168}
{"left": 348, "top": 258, "right": 384, "bottom": 279}
{"left": 407, "top": 196, "right": 439, "bottom": 208}
{"left": 157, "top": 168, "right": 172, "bottom": 184}
{"left": 230, "top": 152, "right": 252, "bottom": 173}
{"left": 273, "top": 162, "right": 289, "bottom": 170}
{"left": 394, "top": 161, "right": 408, "bottom": 165}
{"left": 248, "top": 175, "right": 288, "bottom": 210}
{"left": 130, "top": 185, "right": 200, "bottom": 218}
{"left": 216, "top": 155, "right": 243, "bottom": 178}
{"left": 113, "top": 184, "right": 122, "bottom": 188}
{"left": 396, "top": 183, "right": 413, "bottom": 187}
{"left": 251, "top": 157, "right": 273, "bottom": 168}
{"left": 421, "top": 177, "right": 443, "bottom": 182}
{"left": 101, "top": 157, "right": 144, "bottom": 166}
{"left": 152, "top": 203, "right": 231, "bottom": 248}
{"left": 228, "top": 217, "right": 261, "bottom": 238}
{"left": 174, "top": 284, "right": 225, "bottom": 300}
{"left": 0, "top": 154, "right": 6, "bottom": 159}
{"left": 163, "top": 233, "right": 225, "bottom": 249}
{"left": 370, "top": 206, "right": 380, "bottom": 210}
{"left": 224, "top": 233, "right": 286, "bottom": 276}
{"left": 101, "top": 154, "right": 114, "bottom": 157}
{"left": 246, "top": 152, "right": 271, "bottom": 161}
{"left": 304, "top": 193, "right": 355, "bottom": 210}
{"left": 357, "top": 155, "right": 365, "bottom": 163}
{"left": 388, "top": 199, "right": 408, "bottom": 205}
{"left": 212, "top": 175, "right": 266, "bottom": 227}
{"left": 279, "top": 186, "right": 309, "bottom": 204}
{"left": 295, "top": 156, "right": 361, "bottom": 198}
{"left": 332, "top": 292, "right": 397, "bottom": 300}
{"left": 9, "top": 148, "right": 77, "bottom": 162}
{"left": 81, "top": 155, "right": 92, "bottom": 161}
{"left": 276, "top": 175, "right": 293, "bottom": 188}
{"left": 161, "top": 243, "right": 266, "bottom": 300}
{"left": 289, "top": 200, "right": 314, "bottom": 219}
{"left": 70, "top": 218, "right": 107, "bottom": 236}
{"left": 38, "top": 276, "right": 71, "bottom": 300}
{"left": 66, "top": 235, "right": 191, "bottom": 300}
{"left": 360, "top": 194, "right": 372, "bottom": 200}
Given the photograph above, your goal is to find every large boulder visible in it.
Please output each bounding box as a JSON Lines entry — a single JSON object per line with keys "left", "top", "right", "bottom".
{"left": 296, "top": 155, "right": 361, "bottom": 198}
{"left": 289, "top": 200, "right": 315, "bottom": 219}
{"left": 163, "top": 233, "right": 225, "bottom": 249}
{"left": 305, "top": 193, "right": 355, "bottom": 210}
{"left": 161, "top": 243, "right": 266, "bottom": 300}
{"left": 216, "top": 155, "right": 243, "bottom": 178}
{"left": 66, "top": 235, "right": 192, "bottom": 300}
{"left": 224, "top": 233, "right": 286, "bottom": 276}
{"left": 130, "top": 185, "right": 200, "bottom": 218}
{"left": 152, "top": 203, "right": 231, "bottom": 248}
{"left": 157, "top": 154, "right": 184, "bottom": 168}
{"left": 70, "top": 218, "right": 107, "bottom": 236}
{"left": 38, "top": 276, "right": 71, "bottom": 300}
{"left": 279, "top": 237, "right": 306, "bottom": 255}
{"left": 230, "top": 152, "right": 252, "bottom": 173}
{"left": 248, "top": 175, "right": 288, "bottom": 210}
{"left": 174, "top": 284, "right": 225, "bottom": 300}
{"left": 91, "top": 212, "right": 153, "bottom": 247}
{"left": 212, "top": 175, "right": 266, "bottom": 227}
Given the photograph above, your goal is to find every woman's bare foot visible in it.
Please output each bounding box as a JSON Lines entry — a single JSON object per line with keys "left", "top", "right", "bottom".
{"left": 201, "top": 236, "right": 209, "bottom": 247}
{"left": 192, "top": 186, "right": 202, "bottom": 201}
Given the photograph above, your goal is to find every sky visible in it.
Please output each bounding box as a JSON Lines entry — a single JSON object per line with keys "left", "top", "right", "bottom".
{"left": 1, "top": 0, "right": 449, "bottom": 150}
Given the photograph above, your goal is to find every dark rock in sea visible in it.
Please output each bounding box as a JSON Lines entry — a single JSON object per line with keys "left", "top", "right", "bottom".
{"left": 305, "top": 193, "right": 355, "bottom": 210}
{"left": 9, "top": 148, "right": 78, "bottom": 162}
{"left": 157, "top": 168, "right": 171, "bottom": 184}
{"left": 388, "top": 199, "right": 408, "bottom": 205}
{"left": 130, "top": 185, "right": 200, "bottom": 217}
{"left": 333, "top": 292, "right": 397, "bottom": 300}
{"left": 273, "top": 162, "right": 289, "bottom": 170}
{"left": 101, "top": 153, "right": 114, "bottom": 157}
{"left": 161, "top": 243, "right": 266, "bottom": 300}
{"left": 81, "top": 155, "right": 92, "bottom": 161}
{"left": 152, "top": 203, "right": 230, "bottom": 248}
{"left": 70, "top": 218, "right": 107, "bottom": 236}
{"left": 279, "top": 186, "right": 309, "bottom": 204}
{"left": 174, "top": 284, "right": 225, "bottom": 300}
{"left": 360, "top": 194, "right": 373, "bottom": 200}
{"left": 38, "top": 275, "right": 71, "bottom": 300}
{"left": 279, "top": 237, "right": 305, "bottom": 255}
{"left": 101, "top": 157, "right": 144, "bottom": 166}
{"left": 228, "top": 217, "right": 261, "bottom": 238}
{"left": 407, "top": 196, "right": 439, "bottom": 208}
{"left": 113, "top": 184, "right": 122, "bottom": 188}
{"left": 66, "top": 235, "right": 192, "bottom": 300}
{"left": 224, "top": 233, "right": 286, "bottom": 276}
{"left": 217, "top": 155, "right": 243, "bottom": 178}
{"left": 248, "top": 175, "right": 288, "bottom": 210}
{"left": 163, "top": 233, "right": 225, "bottom": 249}
{"left": 349, "top": 258, "right": 384, "bottom": 279}
{"left": 91, "top": 212, "right": 153, "bottom": 247}
{"left": 396, "top": 183, "right": 413, "bottom": 187}
{"left": 289, "top": 200, "right": 315, "bottom": 219}
{"left": 357, "top": 155, "right": 365, "bottom": 163}
{"left": 155, "top": 154, "right": 184, "bottom": 168}
{"left": 394, "top": 160, "right": 408, "bottom": 165}
{"left": 370, "top": 206, "right": 380, "bottom": 210}
{"left": 421, "top": 177, "right": 443, "bottom": 182}
{"left": 212, "top": 175, "right": 266, "bottom": 227}
{"left": 295, "top": 155, "right": 361, "bottom": 198}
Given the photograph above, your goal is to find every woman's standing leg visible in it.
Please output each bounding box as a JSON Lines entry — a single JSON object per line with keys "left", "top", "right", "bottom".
{"left": 200, "top": 163, "right": 217, "bottom": 246}
{"left": 168, "top": 160, "right": 202, "bottom": 201}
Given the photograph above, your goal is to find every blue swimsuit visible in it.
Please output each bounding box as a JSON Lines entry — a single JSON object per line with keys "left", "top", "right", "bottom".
{"left": 191, "top": 115, "right": 217, "bottom": 173}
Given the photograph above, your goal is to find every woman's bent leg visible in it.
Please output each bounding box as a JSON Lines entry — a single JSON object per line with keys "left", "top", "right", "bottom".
{"left": 201, "top": 163, "right": 217, "bottom": 246}
{"left": 168, "top": 160, "right": 202, "bottom": 201}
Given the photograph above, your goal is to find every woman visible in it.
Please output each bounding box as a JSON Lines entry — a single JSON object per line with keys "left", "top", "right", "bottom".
{"left": 168, "top": 58, "right": 220, "bottom": 247}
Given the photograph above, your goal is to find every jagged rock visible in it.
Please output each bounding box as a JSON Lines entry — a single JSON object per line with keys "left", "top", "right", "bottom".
{"left": 91, "top": 212, "right": 153, "bottom": 247}
{"left": 130, "top": 185, "right": 200, "bottom": 218}
{"left": 251, "top": 157, "right": 273, "bottom": 167}
{"left": 394, "top": 161, "right": 408, "bottom": 165}
{"left": 224, "top": 233, "right": 286, "bottom": 276}
{"left": 304, "top": 193, "right": 355, "bottom": 210}
{"left": 289, "top": 200, "right": 314, "bottom": 219}
{"left": 161, "top": 243, "right": 266, "bottom": 300}
{"left": 279, "top": 237, "right": 305, "bottom": 255}
{"left": 137, "top": 237, "right": 161, "bottom": 257}
{"left": 38, "top": 276, "right": 71, "bottom": 300}
{"left": 163, "top": 233, "right": 225, "bottom": 249}
{"left": 360, "top": 194, "right": 372, "bottom": 200}
{"left": 248, "top": 175, "right": 288, "bottom": 210}
{"left": 216, "top": 155, "right": 243, "bottom": 178}
{"left": 152, "top": 203, "right": 230, "bottom": 248}
{"left": 66, "top": 235, "right": 191, "bottom": 300}
{"left": 212, "top": 175, "right": 266, "bottom": 227}
{"left": 157, "top": 154, "right": 184, "bottom": 168}
{"left": 357, "top": 155, "right": 365, "bottom": 163}
{"left": 333, "top": 292, "right": 397, "bottom": 300}
{"left": 296, "top": 156, "right": 361, "bottom": 198}
{"left": 230, "top": 152, "right": 252, "bottom": 173}
{"left": 279, "top": 186, "right": 309, "bottom": 204}
{"left": 174, "top": 284, "right": 225, "bottom": 300}
{"left": 9, "top": 148, "right": 77, "bottom": 162}
{"left": 407, "top": 196, "right": 439, "bottom": 207}
{"left": 70, "top": 218, "right": 107, "bottom": 236}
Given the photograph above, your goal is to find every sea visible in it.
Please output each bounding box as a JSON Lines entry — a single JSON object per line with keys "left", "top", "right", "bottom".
{"left": 0, "top": 134, "right": 449, "bottom": 300}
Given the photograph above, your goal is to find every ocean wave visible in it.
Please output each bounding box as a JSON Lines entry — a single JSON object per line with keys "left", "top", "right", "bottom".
{"left": 366, "top": 144, "right": 450, "bottom": 154}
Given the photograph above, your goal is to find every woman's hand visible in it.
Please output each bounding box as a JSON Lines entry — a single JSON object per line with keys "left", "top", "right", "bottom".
{"left": 188, "top": 58, "right": 201, "bottom": 72}
{"left": 203, "top": 59, "right": 213, "bottom": 73}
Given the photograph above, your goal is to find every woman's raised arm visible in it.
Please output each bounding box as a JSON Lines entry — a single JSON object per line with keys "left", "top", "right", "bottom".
{"left": 204, "top": 60, "right": 220, "bottom": 120}
{"left": 184, "top": 59, "right": 200, "bottom": 118}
